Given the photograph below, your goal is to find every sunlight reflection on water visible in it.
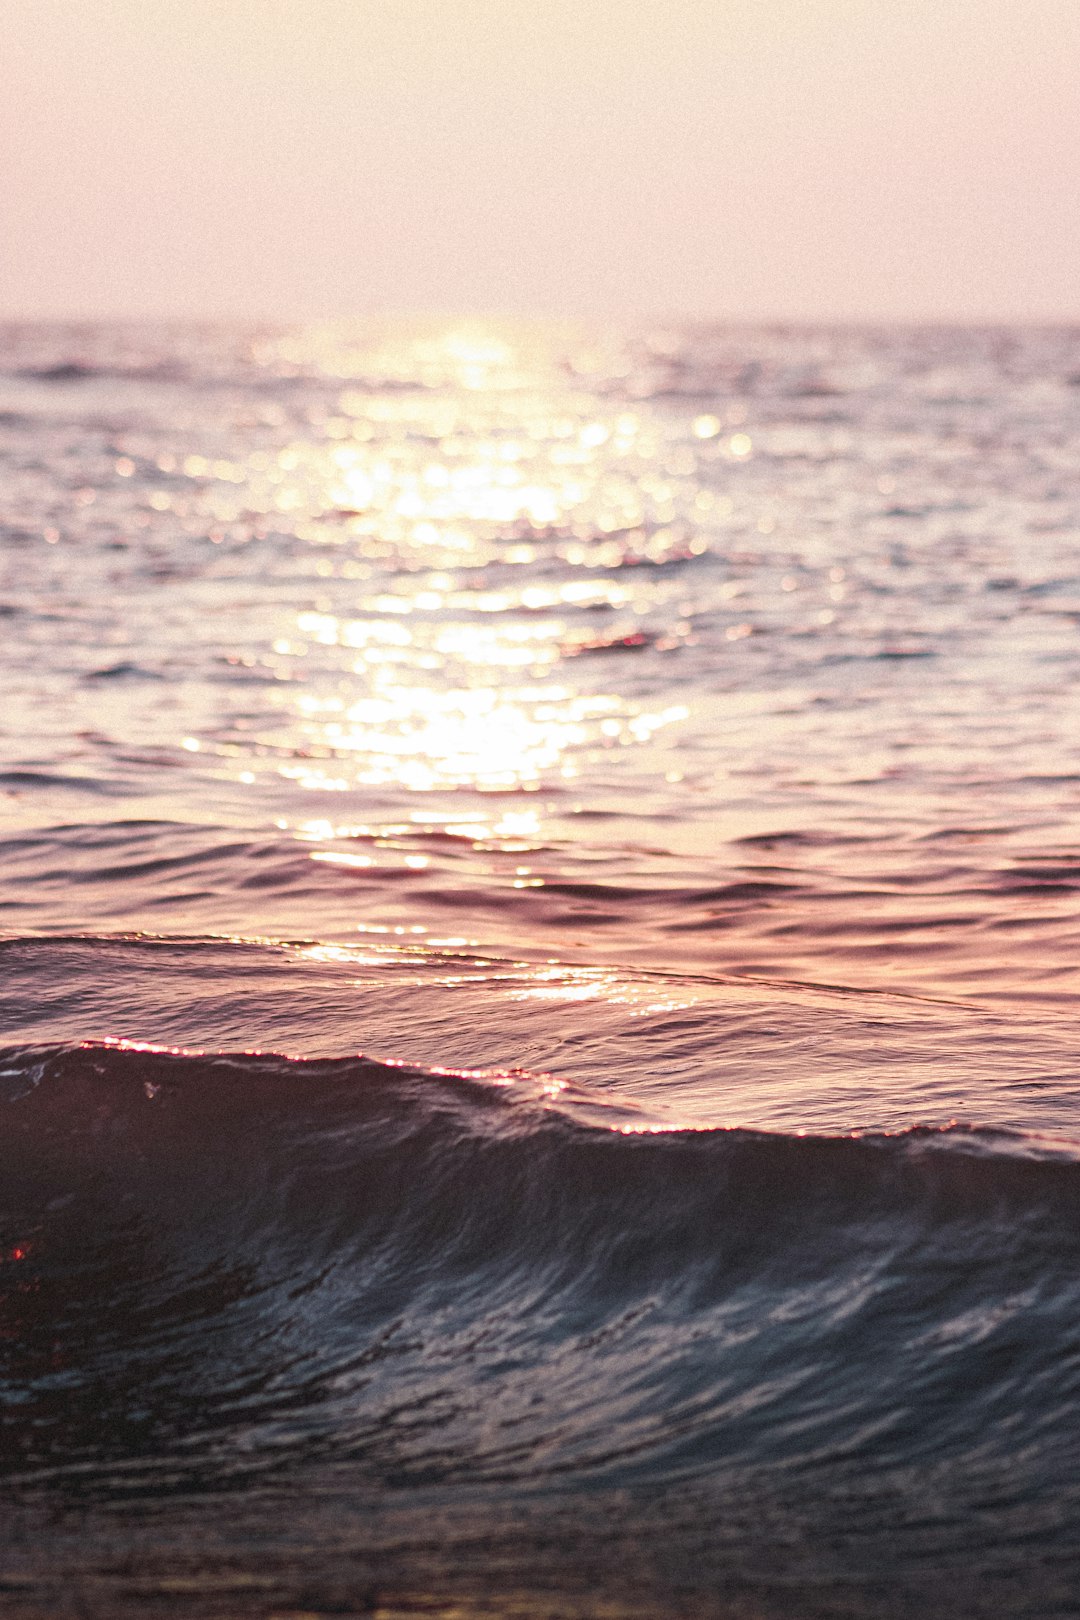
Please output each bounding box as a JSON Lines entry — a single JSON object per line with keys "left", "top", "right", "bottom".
{"left": 6, "top": 318, "right": 1080, "bottom": 997}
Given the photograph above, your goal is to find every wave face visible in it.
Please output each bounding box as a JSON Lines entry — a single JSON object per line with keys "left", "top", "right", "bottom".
{"left": 3, "top": 1038, "right": 1080, "bottom": 1617}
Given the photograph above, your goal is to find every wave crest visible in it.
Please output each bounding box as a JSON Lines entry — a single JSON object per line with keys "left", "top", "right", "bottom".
{"left": 2, "top": 1041, "right": 1079, "bottom": 1503}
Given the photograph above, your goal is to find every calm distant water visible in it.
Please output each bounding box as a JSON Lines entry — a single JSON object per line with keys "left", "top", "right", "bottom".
{"left": 3, "top": 322, "right": 1080, "bottom": 1618}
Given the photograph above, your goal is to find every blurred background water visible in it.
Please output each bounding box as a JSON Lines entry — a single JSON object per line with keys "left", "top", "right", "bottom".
{"left": 4, "top": 321, "right": 1080, "bottom": 1000}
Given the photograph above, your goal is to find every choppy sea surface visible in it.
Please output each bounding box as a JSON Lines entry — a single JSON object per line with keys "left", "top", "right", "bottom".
{"left": 3, "top": 322, "right": 1080, "bottom": 1618}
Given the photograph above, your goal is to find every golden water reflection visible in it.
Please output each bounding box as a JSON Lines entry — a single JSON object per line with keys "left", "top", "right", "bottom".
{"left": 254, "top": 322, "right": 693, "bottom": 809}
{"left": 182, "top": 323, "right": 715, "bottom": 890}
{"left": 277, "top": 681, "right": 685, "bottom": 794}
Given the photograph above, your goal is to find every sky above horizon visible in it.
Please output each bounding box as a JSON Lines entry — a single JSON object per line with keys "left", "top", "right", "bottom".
{"left": 2, "top": 0, "right": 1078, "bottom": 324}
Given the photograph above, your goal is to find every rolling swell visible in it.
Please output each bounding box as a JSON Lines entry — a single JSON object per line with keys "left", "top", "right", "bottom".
{"left": 3, "top": 1041, "right": 1079, "bottom": 1526}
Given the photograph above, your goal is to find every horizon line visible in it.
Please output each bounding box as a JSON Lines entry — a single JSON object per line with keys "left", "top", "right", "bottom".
{"left": 3, "top": 309, "right": 1080, "bottom": 331}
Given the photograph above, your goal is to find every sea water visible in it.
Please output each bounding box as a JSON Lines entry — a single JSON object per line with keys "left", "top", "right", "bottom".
{"left": 2, "top": 321, "right": 1080, "bottom": 1617}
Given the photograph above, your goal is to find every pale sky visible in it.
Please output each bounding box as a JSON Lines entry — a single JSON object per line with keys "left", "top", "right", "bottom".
{"left": 2, "top": 0, "right": 1078, "bottom": 322}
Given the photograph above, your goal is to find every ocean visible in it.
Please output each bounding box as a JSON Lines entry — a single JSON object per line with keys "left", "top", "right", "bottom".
{"left": 2, "top": 320, "right": 1080, "bottom": 1617}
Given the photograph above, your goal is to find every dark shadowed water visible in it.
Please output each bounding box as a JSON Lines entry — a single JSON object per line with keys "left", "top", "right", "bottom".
{"left": 2, "top": 322, "right": 1080, "bottom": 1617}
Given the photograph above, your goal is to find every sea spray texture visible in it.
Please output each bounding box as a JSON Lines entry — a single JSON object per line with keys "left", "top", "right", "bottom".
{"left": 2, "top": 322, "right": 1080, "bottom": 1616}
